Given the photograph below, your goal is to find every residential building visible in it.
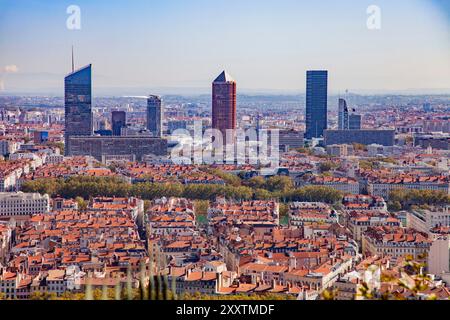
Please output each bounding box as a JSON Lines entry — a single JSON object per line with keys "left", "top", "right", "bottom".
{"left": 301, "top": 176, "right": 360, "bottom": 194}
{"left": 0, "top": 223, "right": 12, "bottom": 263}
{"left": 0, "top": 192, "right": 50, "bottom": 219}
{"left": 343, "top": 195, "right": 387, "bottom": 212}
{"left": 428, "top": 235, "right": 450, "bottom": 276}
{"left": 407, "top": 207, "right": 450, "bottom": 234}
{"left": 289, "top": 202, "right": 334, "bottom": 227}
{"left": 362, "top": 226, "right": 431, "bottom": 261}
{"left": 147, "top": 198, "right": 196, "bottom": 237}
{"left": 347, "top": 211, "right": 400, "bottom": 245}
{"left": 414, "top": 132, "right": 450, "bottom": 150}
{"left": 367, "top": 176, "right": 450, "bottom": 200}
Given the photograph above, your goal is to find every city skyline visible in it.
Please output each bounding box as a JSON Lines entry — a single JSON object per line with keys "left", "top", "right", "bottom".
{"left": 1, "top": 0, "right": 450, "bottom": 307}
{"left": 0, "top": 0, "right": 449, "bottom": 95}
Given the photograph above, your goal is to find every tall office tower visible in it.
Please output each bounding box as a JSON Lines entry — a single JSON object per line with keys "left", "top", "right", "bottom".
{"left": 212, "top": 70, "right": 237, "bottom": 144}
{"left": 305, "top": 70, "right": 328, "bottom": 139}
{"left": 147, "top": 95, "right": 162, "bottom": 138}
{"left": 111, "top": 111, "right": 126, "bottom": 136}
{"left": 349, "top": 113, "right": 362, "bottom": 130}
{"left": 64, "top": 64, "right": 93, "bottom": 156}
{"left": 338, "top": 98, "right": 349, "bottom": 130}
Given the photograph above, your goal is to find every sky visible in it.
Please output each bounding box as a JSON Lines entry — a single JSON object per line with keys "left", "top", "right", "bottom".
{"left": 0, "top": 0, "right": 449, "bottom": 95}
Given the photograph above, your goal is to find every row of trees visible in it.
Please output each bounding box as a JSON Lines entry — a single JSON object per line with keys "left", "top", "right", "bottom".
{"left": 359, "top": 158, "right": 398, "bottom": 170}
{"left": 242, "top": 175, "right": 293, "bottom": 192}
{"left": 388, "top": 189, "right": 450, "bottom": 211}
{"left": 21, "top": 176, "right": 343, "bottom": 204}
{"left": 205, "top": 168, "right": 295, "bottom": 194}
{"left": 18, "top": 290, "right": 294, "bottom": 301}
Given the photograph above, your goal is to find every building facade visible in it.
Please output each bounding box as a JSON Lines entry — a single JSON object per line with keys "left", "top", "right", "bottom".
{"left": 0, "top": 192, "right": 50, "bottom": 218}
{"left": 367, "top": 178, "right": 450, "bottom": 200}
{"left": 362, "top": 227, "right": 431, "bottom": 261}
{"left": 111, "top": 111, "right": 126, "bottom": 136}
{"left": 414, "top": 133, "right": 450, "bottom": 150}
{"left": 407, "top": 207, "right": 450, "bottom": 234}
{"left": 68, "top": 136, "right": 167, "bottom": 161}
{"left": 326, "top": 144, "right": 354, "bottom": 157}
{"left": 324, "top": 130, "right": 395, "bottom": 146}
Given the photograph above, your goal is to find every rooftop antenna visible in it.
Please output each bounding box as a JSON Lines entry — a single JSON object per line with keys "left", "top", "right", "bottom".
{"left": 71, "top": 45, "right": 75, "bottom": 73}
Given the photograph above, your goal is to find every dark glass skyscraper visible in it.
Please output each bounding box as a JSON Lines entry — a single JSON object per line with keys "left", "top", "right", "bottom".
{"left": 305, "top": 70, "right": 328, "bottom": 139}
{"left": 111, "top": 111, "right": 126, "bottom": 136}
{"left": 212, "top": 70, "right": 236, "bottom": 144}
{"left": 338, "top": 98, "right": 362, "bottom": 130}
{"left": 64, "top": 64, "right": 93, "bottom": 155}
{"left": 338, "top": 98, "right": 349, "bottom": 130}
{"left": 147, "top": 95, "right": 162, "bottom": 138}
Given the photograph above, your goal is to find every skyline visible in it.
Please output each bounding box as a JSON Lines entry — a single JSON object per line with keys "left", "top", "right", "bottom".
{"left": 0, "top": 0, "right": 449, "bottom": 95}
{"left": 2, "top": 0, "right": 450, "bottom": 308}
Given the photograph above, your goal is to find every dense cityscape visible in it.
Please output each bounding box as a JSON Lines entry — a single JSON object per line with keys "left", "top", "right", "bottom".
{"left": 0, "top": 61, "right": 449, "bottom": 301}
{"left": 1, "top": 1, "right": 450, "bottom": 310}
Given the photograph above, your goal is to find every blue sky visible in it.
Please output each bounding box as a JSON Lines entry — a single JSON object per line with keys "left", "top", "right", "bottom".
{"left": 0, "top": 0, "right": 449, "bottom": 95}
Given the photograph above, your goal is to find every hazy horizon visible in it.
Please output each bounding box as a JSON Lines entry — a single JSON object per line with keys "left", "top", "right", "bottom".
{"left": 1, "top": 0, "right": 449, "bottom": 95}
{"left": 2, "top": 88, "right": 450, "bottom": 98}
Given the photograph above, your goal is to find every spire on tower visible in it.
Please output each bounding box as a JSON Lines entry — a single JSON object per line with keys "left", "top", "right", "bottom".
{"left": 71, "top": 45, "right": 75, "bottom": 73}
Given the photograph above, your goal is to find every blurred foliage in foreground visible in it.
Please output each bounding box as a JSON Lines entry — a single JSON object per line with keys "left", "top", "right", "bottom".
{"left": 323, "top": 255, "right": 445, "bottom": 301}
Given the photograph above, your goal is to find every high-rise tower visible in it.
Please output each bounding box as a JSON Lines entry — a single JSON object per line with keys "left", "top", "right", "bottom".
{"left": 305, "top": 70, "right": 328, "bottom": 139}
{"left": 147, "top": 95, "right": 162, "bottom": 138}
{"left": 111, "top": 111, "right": 126, "bottom": 136}
{"left": 338, "top": 98, "right": 349, "bottom": 130}
{"left": 212, "top": 70, "right": 236, "bottom": 145}
{"left": 64, "top": 64, "right": 93, "bottom": 155}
